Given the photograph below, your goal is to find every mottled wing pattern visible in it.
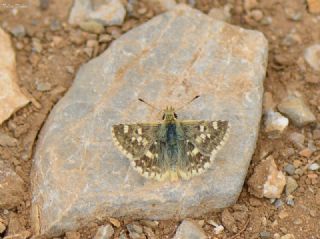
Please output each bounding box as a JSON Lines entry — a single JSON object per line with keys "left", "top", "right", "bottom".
{"left": 180, "top": 120, "right": 230, "bottom": 177}
{"left": 112, "top": 123, "right": 165, "bottom": 179}
{"left": 112, "top": 120, "right": 230, "bottom": 181}
{"left": 111, "top": 123, "right": 160, "bottom": 160}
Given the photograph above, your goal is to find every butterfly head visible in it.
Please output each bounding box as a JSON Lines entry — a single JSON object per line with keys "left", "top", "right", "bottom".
{"left": 162, "top": 106, "right": 178, "bottom": 122}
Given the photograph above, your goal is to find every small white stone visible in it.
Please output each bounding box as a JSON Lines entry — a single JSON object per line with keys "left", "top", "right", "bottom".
{"left": 264, "top": 111, "right": 289, "bottom": 135}
{"left": 94, "top": 224, "right": 114, "bottom": 239}
{"left": 304, "top": 44, "right": 320, "bottom": 71}
{"left": 308, "top": 163, "right": 320, "bottom": 171}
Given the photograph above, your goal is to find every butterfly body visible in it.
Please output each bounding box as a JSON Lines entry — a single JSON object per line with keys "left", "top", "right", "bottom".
{"left": 112, "top": 106, "right": 230, "bottom": 181}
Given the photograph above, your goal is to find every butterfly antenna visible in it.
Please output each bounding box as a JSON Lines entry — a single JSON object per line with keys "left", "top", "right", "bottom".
{"left": 138, "top": 98, "right": 161, "bottom": 111}
{"left": 176, "top": 95, "right": 200, "bottom": 111}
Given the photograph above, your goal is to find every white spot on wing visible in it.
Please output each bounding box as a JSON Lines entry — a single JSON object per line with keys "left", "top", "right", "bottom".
{"left": 145, "top": 150, "right": 154, "bottom": 159}
{"left": 212, "top": 121, "right": 218, "bottom": 130}
{"left": 124, "top": 125, "right": 129, "bottom": 133}
{"left": 200, "top": 125, "right": 205, "bottom": 132}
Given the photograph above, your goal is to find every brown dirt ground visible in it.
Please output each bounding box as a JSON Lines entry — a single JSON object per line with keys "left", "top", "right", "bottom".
{"left": 0, "top": 0, "right": 320, "bottom": 238}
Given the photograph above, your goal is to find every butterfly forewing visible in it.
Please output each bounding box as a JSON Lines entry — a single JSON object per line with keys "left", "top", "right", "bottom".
{"left": 181, "top": 120, "right": 230, "bottom": 156}
{"left": 111, "top": 123, "right": 160, "bottom": 159}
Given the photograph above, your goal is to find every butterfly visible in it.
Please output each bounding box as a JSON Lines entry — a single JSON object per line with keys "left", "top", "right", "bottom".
{"left": 112, "top": 105, "right": 230, "bottom": 181}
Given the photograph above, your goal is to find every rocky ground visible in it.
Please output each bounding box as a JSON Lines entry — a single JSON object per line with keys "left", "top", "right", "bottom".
{"left": 0, "top": 0, "right": 319, "bottom": 239}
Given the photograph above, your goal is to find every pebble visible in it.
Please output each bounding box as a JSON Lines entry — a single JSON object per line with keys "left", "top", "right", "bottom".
{"left": 126, "top": 224, "right": 145, "bottom": 239}
{"left": 127, "top": 224, "right": 143, "bottom": 234}
{"left": 285, "top": 176, "right": 298, "bottom": 195}
{"left": 274, "top": 54, "right": 292, "bottom": 66}
{"left": 36, "top": 82, "right": 52, "bottom": 92}
{"left": 274, "top": 199, "right": 284, "bottom": 209}
{"left": 281, "top": 148, "right": 295, "bottom": 158}
{"left": 309, "top": 209, "right": 317, "bottom": 217}
{"left": 308, "top": 163, "right": 320, "bottom": 171}
{"left": 294, "top": 168, "right": 304, "bottom": 176}
{"left": 248, "top": 156, "right": 286, "bottom": 199}
{"left": 93, "top": 224, "right": 114, "bottom": 239}
{"left": 173, "top": 220, "right": 207, "bottom": 239}
{"left": 263, "top": 92, "right": 275, "bottom": 113}
{"left": 140, "top": 220, "right": 158, "bottom": 228}
{"left": 284, "top": 8, "right": 302, "bottom": 21}
{"left": 143, "top": 226, "right": 155, "bottom": 238}
{"left": 65, "top": 231, "right": 81, "bottom": 239}
{"left": 207, "top": 219, "right": 224, "bottom": 235}
{"left": 99, "top": 34, "right": 112, "bottom": 43}
{"left": 306, "top": 0, "right": 320, "bottom": 14}
{"left": 264, "top": 111, "right": 288, "bottom": 136}
{"left": 278, "top": 210, "right": 289, "bottom": 219}
{"left": 197, "top": 220, "right": 204, "bottom": 227}
{"left": 286, "top": 196, "right": 295, "bottom": 206}
{"left": 274, "top": 233, "right": 281, "bottom": 239}
{"left": 281, "top": 234, "right": 295, "bottom": 239}
{"left": 313, "top": 129, "right": 320, "bottom": 140}
{"left": 15, "top": 41, "right": 24, "bottom": 50}
{"left": 244, "top": 0, "right": 258, "bottom": 11}
{"left": 65, "top": 66, "right": 75, "bottom": 75}
{"left": 208, "top": 5, "right": 232, "bottom": 22}
{"left": 0, "top": 133, "right": 18, "bottom": 147}
{"left": 88, "top": 0, "right": 126, "bottom": 26}
{"left": 281, "top": 31, "right": 301, "bottom": 46}
{"left": 293, "top": 218, "right": 302, "bottom": 225}
{"left": 106, "top": 26, "right": 122, "bottom": 39}
{"left": 298, "top": 148, "right": 312, "bottom": 158}
{"left": 250, "top": 9, "right": 264, "bottom": 21}
{"left": 40, "top": 0, "right": 50, "bottom": 10}
{"left": 221, "top": 209, "right": 237, "bottom": 233}
{"left": 249, "top": 197, "right": 262, "bottom": 206}
{"left": 119, "top": 231, "right": 128, "bottom": 239}
{"left": 261, "top": 16, "right": 272, "bottom": 25}
{"left": 70, "top": 30, "right": 86, "bottom": 45}
{"left": 289, "top": 132, "right": 305, "bottom": 148}
{"left": 304, "top": 44, "right": 320, "bottom": 71}
{"left": 284, "top": 164, "right": 295, "bottom": 176}
{"left": 32, "top": 38, "right": 43, "bottom": 53}
{"left": 213, "top": 224, "right": 224, "bottom": 234}
{"left": 0, "top": 221, "right": 6, "bottom": 233}
{"left": 109, "top": 217, "right": 121, "bottom": 228}
{"left": 149, "top": 0, "right": 177, "bottom": 12}
{"left": 83, "top": 47, "right": 93, "bottom": 57}
{"left": 50, "top": 19, "right": 61, "bottom": 31}
{"left": 260, "top": 231, "right": 271, "bottom": 239}
{"left": 79, "top": 20, "right": 104, "bottom": 34}
{"left": 9, "top": 24, "right": 26, "bottom": 38}
{"left": 278, "top": 95, "right": 316, "bottom": 127}
{"left": 86, "top": 39, "right": 99, "bottom": 48}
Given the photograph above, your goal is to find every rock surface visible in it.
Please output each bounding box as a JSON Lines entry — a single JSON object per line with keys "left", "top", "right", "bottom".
{"left": 69, "top": 0, "right": 126, "bottom": 26}
{"left": 0, "top": 27, "right": 29, "bottom": 125}
{"left": 0, "top": 161, "right": 26, "bottom": 209}
{"left": 248, "top": 156, "right": 286, "bottom": 199}
{"left": 31, "top": 5, "right": 268, "bottom": 236}
{"left": 173, "top": 220, "right": 207, "bottom": 239}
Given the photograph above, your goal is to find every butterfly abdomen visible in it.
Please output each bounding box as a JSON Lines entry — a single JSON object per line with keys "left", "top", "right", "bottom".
{"left": 166, "top": 123, "right": 177, "bottom": 146}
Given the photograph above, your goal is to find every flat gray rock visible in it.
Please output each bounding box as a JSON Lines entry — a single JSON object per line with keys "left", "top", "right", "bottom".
{"left": 31, "top": 5, "right": 268, "bottom": 237}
